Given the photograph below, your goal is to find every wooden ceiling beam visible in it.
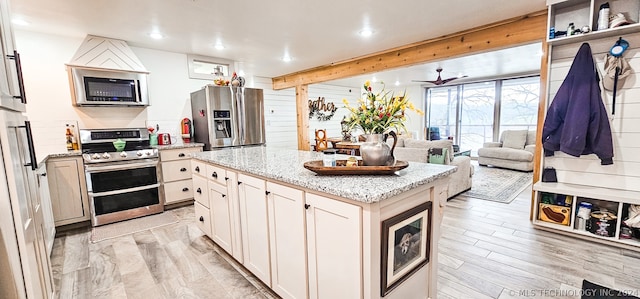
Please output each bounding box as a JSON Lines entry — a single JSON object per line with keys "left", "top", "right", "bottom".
{"left": 272, "top": 10, "right": 547, "bottom": 90}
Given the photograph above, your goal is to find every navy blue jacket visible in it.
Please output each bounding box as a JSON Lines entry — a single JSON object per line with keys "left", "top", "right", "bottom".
{"left": 542, "top": 43, "right": 614, "bottom": 165}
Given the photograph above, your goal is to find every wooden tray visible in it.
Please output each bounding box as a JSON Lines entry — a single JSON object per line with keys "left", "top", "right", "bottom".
{"left": 303, "top": 160, "right": 409, "bottom": 175}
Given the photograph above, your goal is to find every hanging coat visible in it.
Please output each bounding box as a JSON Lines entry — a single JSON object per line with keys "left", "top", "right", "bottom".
{"left": 542, "top": 43, "right": 614, "bottom": 165}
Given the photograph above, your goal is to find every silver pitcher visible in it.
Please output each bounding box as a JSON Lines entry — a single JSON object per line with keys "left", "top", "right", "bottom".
{"left": 360, "top": 131, "right": 397, "bottom": 166}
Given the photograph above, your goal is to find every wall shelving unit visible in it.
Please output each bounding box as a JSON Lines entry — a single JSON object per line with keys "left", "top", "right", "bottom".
{"left": 534, "top": 0, "right": 640, "bottom": 251}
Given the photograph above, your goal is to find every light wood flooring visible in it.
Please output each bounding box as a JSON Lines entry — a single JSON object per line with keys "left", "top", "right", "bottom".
{"left": 52, "top": 185, "right": 640, "bottom": 299}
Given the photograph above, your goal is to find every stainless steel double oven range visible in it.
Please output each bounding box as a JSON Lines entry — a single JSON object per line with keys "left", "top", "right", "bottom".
{"left": 80, "top": 128, "right": 162, "bottom": 226}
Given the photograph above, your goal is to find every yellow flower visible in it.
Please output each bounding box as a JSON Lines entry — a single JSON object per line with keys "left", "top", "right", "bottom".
{"left": 343, "top": 82, "right": 421, "bottom": 134}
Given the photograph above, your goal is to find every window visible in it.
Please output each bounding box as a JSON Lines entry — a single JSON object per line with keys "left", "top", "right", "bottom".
{"left": 187, "top": 54, "right": 235, "bottom": 80}
{"left": 425, "top": 76, "right": 539, "bottom": 156}
{"left": 499, "top": 77, "right": 539, "bottom": 134}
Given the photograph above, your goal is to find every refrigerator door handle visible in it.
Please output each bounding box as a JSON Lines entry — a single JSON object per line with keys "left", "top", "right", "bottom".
{"left": 234, "top": 87, "right": 245, "bottom": 144}
{"left": 239, "top": 87, "right": 246, "bottom": 143}
{"left": 229, "top": 86, "right": 242, "bottom": 145}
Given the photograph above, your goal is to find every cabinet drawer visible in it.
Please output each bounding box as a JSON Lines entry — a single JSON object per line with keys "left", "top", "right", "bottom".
{"left": 160, "top": 147, "right": 202, "bottom": 162}
{"left": 163, "top": 180, "right": 194, "bottom": 204}
{"left": 206, "top": 164, "right": 227, "bottom": 185}
{"left": 192, "top": 175, "right": 209, "bottom": 207}
{"left": 162, "top": 160, "right": 192, "bottom": 182}
{"left": 194, "top": 201, "right": 212, "bottom": 237}
{"left": 192, "top": 160, "right": 207, "bottom": 177}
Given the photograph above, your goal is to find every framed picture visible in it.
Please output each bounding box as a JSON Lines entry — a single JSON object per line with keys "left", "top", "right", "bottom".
{"left": 380, "top": 201, "right": 432, "bottom": 296}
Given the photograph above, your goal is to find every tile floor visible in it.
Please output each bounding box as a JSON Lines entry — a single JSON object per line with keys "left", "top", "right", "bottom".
{"left": 52, "top": 185, "right": 640, "bottom": 298}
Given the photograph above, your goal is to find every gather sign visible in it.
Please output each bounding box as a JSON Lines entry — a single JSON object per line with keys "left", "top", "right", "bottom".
{"left": 308, "top": 97, "right": 338, "bottom": 121}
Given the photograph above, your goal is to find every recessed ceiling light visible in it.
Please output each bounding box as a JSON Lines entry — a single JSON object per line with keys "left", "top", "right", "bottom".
{"left": 359, "top": 29, "right": 373, "bottom": 37}
{"left": 395, "top": 80, "right": 400, "bottom": 86}
{"left": 12, "top": 19, "right": 29, "bottom": 26}
{"left": 214, "top": 43, "right": 225, "bottom": 50}
{"left": 282, "top": 55, "right": 292, "bottom": 62}
{"left": 371, "top": 77, "right": 377, "bottom": 83}
{"left": 149, "top": 32, "right": 164, "bottom": 39}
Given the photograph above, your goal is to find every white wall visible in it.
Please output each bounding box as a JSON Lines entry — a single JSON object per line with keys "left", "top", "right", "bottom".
{"left": 546, "top": 33, "right": 640, "bottom": 191}
{"left": 15, "top": 30, "right": 216, "bottom": 160}
{"left": 15, "top": 29, "right": 425, "bottom": 158}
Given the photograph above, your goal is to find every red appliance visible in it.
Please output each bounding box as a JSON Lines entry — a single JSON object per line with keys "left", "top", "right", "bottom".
{"left": 158, "top": 133, "right": 172, "bottom": 145}
{"left": 181, "top": 118, "right": 193, "bottom": 143}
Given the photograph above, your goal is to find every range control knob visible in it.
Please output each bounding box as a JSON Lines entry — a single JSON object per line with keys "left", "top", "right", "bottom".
{"left": 136, "top": 151, "right": 143, "bottom": 156}
{"left": 102, "top": 152, "right": 111, "bottom": 159}
{"left": 120, "top": 152, "right": 128, "bottom": 157}
{"left": 91, "top": 153, "right": 101, "bottom": 160}
{"left": 145, "top": 151, "right": 152, "bottom": 156}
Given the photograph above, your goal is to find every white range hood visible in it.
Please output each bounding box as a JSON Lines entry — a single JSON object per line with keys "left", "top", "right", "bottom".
{"left": 66, "top": 35, "right": 150, "bottom": 107}
{"left": 67, "top": 35, "right": 148, "bottom": 73}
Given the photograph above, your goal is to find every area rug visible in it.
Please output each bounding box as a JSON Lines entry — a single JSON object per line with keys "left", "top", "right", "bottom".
{"left": 90, "top": 211, "right": 179, "bottom": 243}
{"left": 463, "top": 163, "right": 533, "bottom": 203}
{"left": 582, "top": 280, "right": 639, "bottom": 299}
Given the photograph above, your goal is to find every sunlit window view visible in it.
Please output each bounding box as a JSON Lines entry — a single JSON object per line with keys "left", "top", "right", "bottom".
{"left": 425, "top": 77, "right": 539, "bottom": 156}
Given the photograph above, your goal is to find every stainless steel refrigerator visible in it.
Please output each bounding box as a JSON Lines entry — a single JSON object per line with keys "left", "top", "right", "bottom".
{"left": 190, "top": 85, "right": 266, "bottom": 150}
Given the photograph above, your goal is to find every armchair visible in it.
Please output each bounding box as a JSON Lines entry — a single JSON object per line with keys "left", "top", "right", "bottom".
{"left": 477, "top": 130, "right": 536, "bottom": 172}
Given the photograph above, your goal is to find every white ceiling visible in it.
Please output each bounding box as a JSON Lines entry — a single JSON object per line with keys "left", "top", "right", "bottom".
{"left": 9, "top": 0, "right": 547, "bottom": 85}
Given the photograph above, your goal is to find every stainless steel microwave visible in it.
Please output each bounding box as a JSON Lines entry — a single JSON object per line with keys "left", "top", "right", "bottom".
{"left": 69, "top": 67, "right": 149, "bottom": 107}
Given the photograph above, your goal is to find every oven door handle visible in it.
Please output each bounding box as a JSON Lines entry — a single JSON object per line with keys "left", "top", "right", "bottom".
{"left": 88, "top": 183, "right": 160, "bottom": 197}
{"left": 85, "top": 160, "right": 158, "bottom": 173}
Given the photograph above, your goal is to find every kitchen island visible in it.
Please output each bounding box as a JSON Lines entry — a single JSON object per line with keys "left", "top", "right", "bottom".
{"left": 191, "top": 146, "right": 456, "bottom": 299}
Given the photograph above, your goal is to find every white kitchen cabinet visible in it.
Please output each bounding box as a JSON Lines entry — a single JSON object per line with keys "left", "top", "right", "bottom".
{"left": 266, "top": 182, "right": 307, "bottom": 299}
{"left": 305, "top": 193, "right": 362, "bottom": 299}
{"left": 208, "top": 180, "right": 233, "bottom": 254}
{"left": 192, "top": 172, "right": 208, "bottom": 208}
{"left": 194, "top": 201, "right": 212, "bottom": 237}
{"left": 46, "top": 156, "right": 90, "bottom": 226}
{"left": 191, "top": 161, "right": 243, "bottom": 261}
{"left": 36, "top": 164, "right": 54, "bottom": 255}
{"left": 237, "top": 173, "right": 271, "bottom": 286}
{"left": 0, "top": 0, "right": 25, "bottom": 112}
{"left": 160, "top": 147, "right": 202, "bottom": 205}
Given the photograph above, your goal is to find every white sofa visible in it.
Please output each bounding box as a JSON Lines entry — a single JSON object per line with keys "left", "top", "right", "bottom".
{"left": 390, "top": 137, "right": 473, "bottom": 199}
{"left": 477, "top": 130, "right": 536, "bottom": 172}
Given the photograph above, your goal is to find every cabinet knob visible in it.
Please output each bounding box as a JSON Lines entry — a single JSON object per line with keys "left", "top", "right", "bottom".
{"left": 195, "top": 166, "right": 200, "bottom": 172}
{"left": 180, "top": 167, "right": 187, "bottom": 172}
{"left": 40, "top": 172, "right": 47, "bottom": 177}
{"left": 178, "top": 153, "right": 186, "bottom": 157}
{"left": 196, "top": 188, "right": 202, "bottom": 194}
{"left": 199, "top": 216, "right": 204, "bottom": 222}
{"left": 182, "top": 187, "right": 189, "bottom": 192}
{"left": 212, "top": 172, "right": 218, "bottom": 178}
{"left": 222, "top": 194, "right": 226, "bottom": 198}
{"left": 238, "top": 181, "right": 242, "bottom": 185}
{"left": 265, "top": 191, "right": 271, "bottom": 196}
{"left": 305, "top": 204, "right": 310, "bottom": 209}
{"left": 225, "top": 177, "right": 229, "bottom": 181}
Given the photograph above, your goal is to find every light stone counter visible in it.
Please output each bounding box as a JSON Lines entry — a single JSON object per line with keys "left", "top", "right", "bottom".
{"left": 154, "top": 142, "right": 205, "bottom": 150}
{"left": 192, "top": 146, "right": 457, "bottom": 203}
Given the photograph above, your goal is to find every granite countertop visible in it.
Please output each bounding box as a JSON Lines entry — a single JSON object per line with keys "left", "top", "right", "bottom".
{"left": 154, "top": 143, "right": 205, "bottom": 150}
{"left": 192, "top": 146, "right": 457, "bottom": 203}
{"left": 37, "top": 150, "right": 83, "bottom": 168}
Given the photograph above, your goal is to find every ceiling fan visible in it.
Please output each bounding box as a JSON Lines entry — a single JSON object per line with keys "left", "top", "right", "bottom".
{"left": 412, "top": 67, "right": 468, "bottom": 85}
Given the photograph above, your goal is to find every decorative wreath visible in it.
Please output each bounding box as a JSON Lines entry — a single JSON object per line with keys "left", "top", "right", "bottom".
{"left": 309, "top": 107, "right": 337, "bottom": 121}
{"left": 308, "top": 97, "right": 338, "bottom": 121}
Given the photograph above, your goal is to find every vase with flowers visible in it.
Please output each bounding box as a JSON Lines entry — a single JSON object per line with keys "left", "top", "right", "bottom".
{"left": 342, "top": 81, "right": 423, "bottom": 166}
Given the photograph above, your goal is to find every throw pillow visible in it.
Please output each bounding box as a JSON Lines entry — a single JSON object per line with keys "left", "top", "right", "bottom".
{"left": 404, "top": 139, "right": 454, "bottom": 162}
{"left": 501, "top": 130, "right": 528, "bottom": 149}
{"left": 428, "top": 148, "right": 447, "bottom": 164}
